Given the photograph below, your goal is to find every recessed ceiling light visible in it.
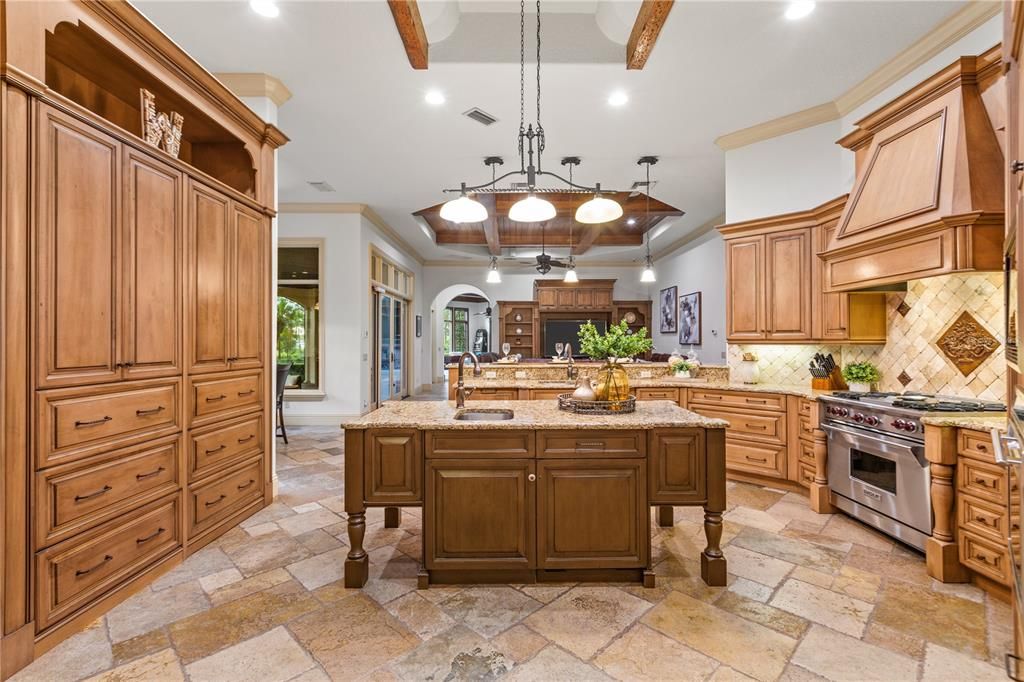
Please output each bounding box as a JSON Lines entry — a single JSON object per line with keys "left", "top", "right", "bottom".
{"left": 627, "top": 218, "right": 637, "bottom": 226}
{"left": 249, "top": 0, "right": 280, "bottom": 18}
{"left": 784, "top": 1, "right": 815, "bottom": 20}
{"left": 425, "top": 90, "right": 446, "bottom": 106}
{"left": 607, "top": 91, "right": 628, "bottom": 107}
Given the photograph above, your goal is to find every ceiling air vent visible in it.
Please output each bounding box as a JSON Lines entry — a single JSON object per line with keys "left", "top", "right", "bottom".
{"left": 307, "top": 181, "right": 335, "bottom": 193}
{"left": 463, "top": 108, "right": 498, "bottom": 126}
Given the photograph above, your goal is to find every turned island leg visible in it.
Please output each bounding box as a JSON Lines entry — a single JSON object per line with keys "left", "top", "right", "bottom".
{"left": 344, "top": 430, "right": 368, "bottom": 587}
{"left": 809, "top": 409, "right": 835, "bottom": 514}
{"left": 701, "top": 428, "right": 727, "bottom": 586}
{"left": 924, "top": 425, "right": 969, "bottom": 582}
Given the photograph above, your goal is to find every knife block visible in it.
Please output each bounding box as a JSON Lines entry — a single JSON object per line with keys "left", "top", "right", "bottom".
{"left": 811, "top": 367, "right": 847, "bottom": 391}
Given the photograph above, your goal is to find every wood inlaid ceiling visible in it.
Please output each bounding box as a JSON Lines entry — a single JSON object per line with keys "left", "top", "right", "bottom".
{"left": 414, "top": 191, "right": 684, "bottom": 256}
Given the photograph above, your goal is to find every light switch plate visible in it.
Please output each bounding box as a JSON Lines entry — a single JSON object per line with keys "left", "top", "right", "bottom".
{"left": 515, "top": 370, "right": 527, "bottom": 379}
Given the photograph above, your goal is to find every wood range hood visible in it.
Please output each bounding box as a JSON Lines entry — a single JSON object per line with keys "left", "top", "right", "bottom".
{"left": 820, "top": 46, "right": 1005, "bottom": 292}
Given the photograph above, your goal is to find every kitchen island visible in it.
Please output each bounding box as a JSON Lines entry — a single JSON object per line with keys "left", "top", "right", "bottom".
{"left": 341, "top": 400, "right": 728, "bottom": 589}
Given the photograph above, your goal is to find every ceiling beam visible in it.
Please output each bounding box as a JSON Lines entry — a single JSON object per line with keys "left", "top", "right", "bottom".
{"left": 481, "top": 196, "right": 501, "bottom": 255}
{"left": 572, "top": 226, "right": 600, "bottom": 255}
{"left": 626, "top": 0, "right": 674, "bottom": 70}
{"left": 387, "top": 1, "right": 428, "bottom": 70}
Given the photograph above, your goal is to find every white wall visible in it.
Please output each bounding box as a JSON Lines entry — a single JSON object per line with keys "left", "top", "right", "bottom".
{"left": 278, "top": 212, "right": 424, "bottom": 423}
{"left": 650, "top": 231, "right": 727, "bottom": 365}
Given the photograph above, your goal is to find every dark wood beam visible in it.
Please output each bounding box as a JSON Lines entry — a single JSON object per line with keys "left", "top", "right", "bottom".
{"left": 480, "top": 195, "right": 501, "bottom": 255}
{"left": 388, "top": 1, "right": 428, "bottom": 70}
{"left": 572, "top": 226, "right": 600, "bottom": 255}
{"left": 626, "top": 0, "right": 674, "bottom": 70}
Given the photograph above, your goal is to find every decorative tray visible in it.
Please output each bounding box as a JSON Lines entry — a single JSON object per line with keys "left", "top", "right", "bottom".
{"left": 557, "top": 393, "right": 637, "bottom": 414}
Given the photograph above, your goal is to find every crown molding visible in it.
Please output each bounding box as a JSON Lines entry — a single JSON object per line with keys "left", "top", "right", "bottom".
{"left": 214, "top": 72, "right": 293, "bottom": 107}
{"left": 714, "top": 0, "right": 1000, "bottom": 151}
{"left": 279, "top": 202, "right": 425, "bottom": 265}
{"left": 421, "top": 259, "right": 640, "bottom": 268}
{"left": 652, "top": 213, "right": 725, "bottom": 261}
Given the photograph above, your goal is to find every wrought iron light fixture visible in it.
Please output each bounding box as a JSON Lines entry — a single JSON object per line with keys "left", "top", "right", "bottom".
{"left": 486, "top": 256, "right": 502, "bottom": 284}
{"left": 440, "top": 0, "right": 621, "bottom": 225}
{"left": 638, "top": 156, "right": 657, "bottom": 283}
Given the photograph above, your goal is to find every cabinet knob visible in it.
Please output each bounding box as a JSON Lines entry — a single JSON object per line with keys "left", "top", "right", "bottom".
{"left": 527, "top": 474, "right": 537, "bottom": 482}
{"left": 1012, "top": 160, "right": 1024, "bottom": 174}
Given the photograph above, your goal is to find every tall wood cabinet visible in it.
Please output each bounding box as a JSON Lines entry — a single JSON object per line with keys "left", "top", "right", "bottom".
{"left": 0, "top": 3, "right": 286, "bottom": 676}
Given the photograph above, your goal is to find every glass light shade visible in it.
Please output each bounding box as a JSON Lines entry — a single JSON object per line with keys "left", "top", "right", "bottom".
{"left": 575, "top": 195, "right": 623, "bottom": 224}
{"left": 486, "top": 257, "right": 502, "bottom": 284}
{"left": 440, "top": 195, "right": 487, "bottom": 223}
{"left": 640, "top": 257, "right": 656, "bottom": 283}
{"left": 508, "top": 194, "right": 556, "bottom": 222}
{"left": 563, "top": 266, "right": 578, "bottom": 283}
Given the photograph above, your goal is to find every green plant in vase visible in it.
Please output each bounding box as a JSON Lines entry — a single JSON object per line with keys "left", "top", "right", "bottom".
{"left": 670, "top": 359, "right": 694, "bottom": 378}
{"left": 841, "top": 362, "right": 880, "bottom": 393}
{"left": 578, "top": 320, "right": 653, "bottom": 405}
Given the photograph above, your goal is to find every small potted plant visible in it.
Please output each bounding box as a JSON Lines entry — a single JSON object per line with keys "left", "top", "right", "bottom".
{"left": 670, "top": 359, "right": 694, "bottom": 379}
{"left": 842, "top": 362, "right": 880, "bottom": 393}
{"left": 578, "top": 319, "right": 653, "bottom": 402}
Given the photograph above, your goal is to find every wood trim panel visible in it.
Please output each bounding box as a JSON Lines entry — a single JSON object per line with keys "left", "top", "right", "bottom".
{"left": 387, "top": 1, "right": 428, "bottom": 70}
{"left": 427, "top": 430, "right": 534, "bottom": 459}
{"left": 648, "top": 428, "right": 707, "bottom": 505}
{"left": 365, "top": 429, "right": 423, "bottom": 503}
{"left": 626, "top": 0, "right": 675, "bottom": 70}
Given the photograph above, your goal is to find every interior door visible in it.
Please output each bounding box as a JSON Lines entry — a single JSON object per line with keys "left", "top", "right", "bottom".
{"left": 378, "top": 293, "right": 393, "bottom": 403}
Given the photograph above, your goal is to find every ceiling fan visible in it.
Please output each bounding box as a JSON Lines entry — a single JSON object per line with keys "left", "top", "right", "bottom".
{"left": 516, "top": 223, "right": 568, "bottom": 275}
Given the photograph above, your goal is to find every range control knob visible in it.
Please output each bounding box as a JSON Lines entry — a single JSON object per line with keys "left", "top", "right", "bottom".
{"left": 893, "top": 419, "right": 907, "bottom": 430}
{"left": 864, "top": 416, "right": 880, "bottom": 426}
{"left": 853, "top": 413, "right": 865, "bottom": 423}
{"left": 840, "top": 408, "right": 850, "bottom": 417}
{"left": 904, "top": 422, "right": 917, "bottom": 433}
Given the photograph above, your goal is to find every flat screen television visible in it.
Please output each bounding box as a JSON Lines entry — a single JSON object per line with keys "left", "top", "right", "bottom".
{"left": 543, "top": 319, "right": 606, "bottom": 357}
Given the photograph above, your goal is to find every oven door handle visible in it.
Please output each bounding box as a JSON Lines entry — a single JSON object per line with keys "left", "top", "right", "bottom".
{"left": 820, "top": 422, "right": 927, "bottom": 467}
{"left": 991, "top": 428, "right": 1022, "bottom": 467}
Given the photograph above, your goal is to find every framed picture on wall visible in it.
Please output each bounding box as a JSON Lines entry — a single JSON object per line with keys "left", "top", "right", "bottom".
{"left": 415, "top": 315, "right": 422, "bottom": 338}
{"left": 678, "top": 291, "right": 702, "bottom": 345}
{"left": 659, "top": 286, "right": 677, "bottom": 334}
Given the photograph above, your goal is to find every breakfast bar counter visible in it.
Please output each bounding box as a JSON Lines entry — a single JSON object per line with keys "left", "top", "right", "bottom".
{"left": 341, "top": 400, "right": 728, "bottom": 589}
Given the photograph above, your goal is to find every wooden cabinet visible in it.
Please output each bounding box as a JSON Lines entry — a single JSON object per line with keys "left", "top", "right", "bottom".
{"left": 229, "top": 203, "right": 266, "bottom": 369}
{"left": 364, "top": 429, "right": 422, "bottom": 504}
{"left": 425, "top": 458, "right": 535, "bottom": 571}
{"left": 648, "top": 429, "right": 706, "bottom": 504}
{"left": 689, "top": 389, "right": 789, "bottom": 481}
{"left": 765, "top": 229, "right": 811, "bottom": 340}
{"left": 536, "top": 458, "right": 647, "bottom": 569}
{"left": 534, "top": 280, "right": 614, "bottom": 311}
{"left": 725, "top": 236, "right": 765, "bottom": 340}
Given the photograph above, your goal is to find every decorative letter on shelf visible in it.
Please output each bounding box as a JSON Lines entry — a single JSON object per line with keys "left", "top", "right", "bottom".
{"left": 140, "top": 89, "right": 184, "bottom": 158}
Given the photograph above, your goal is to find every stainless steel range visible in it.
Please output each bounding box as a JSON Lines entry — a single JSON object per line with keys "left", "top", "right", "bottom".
{"left": 819, "top": 391, "right": 1005, "bottom": 551}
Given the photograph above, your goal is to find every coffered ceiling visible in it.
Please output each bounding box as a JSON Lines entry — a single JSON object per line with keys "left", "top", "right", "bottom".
{"left": 135, "top": 0, "right": 973, "bottom": 264}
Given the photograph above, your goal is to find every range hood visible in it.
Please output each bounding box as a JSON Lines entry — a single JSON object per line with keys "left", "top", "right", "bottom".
{"left": 820, "top": 46, "right": 1005, "bottom": 292}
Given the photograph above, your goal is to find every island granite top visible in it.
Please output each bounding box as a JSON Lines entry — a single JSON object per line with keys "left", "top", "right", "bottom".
{"left": 920, "top": 414, "right": 1007, "bottom": 432}
{"left": 340, "top": 399, "right": 730, "bottom": 431}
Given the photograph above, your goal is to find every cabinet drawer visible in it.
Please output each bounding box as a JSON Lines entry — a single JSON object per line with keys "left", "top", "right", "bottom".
{"left": 467, "top": 387, "right": 518, "bottom": 401}
{"left": 958, "top": 430, "right": 996, "bottom": 461}
{"left": 528, "top": 388, "right": 568, "bottom": 400}
{"left": 957, "top": 457, "right": 1015, "bottom": 505}
{"left": 725, "top": 437, "right": 787, "bottom": 478}
{"left": 798, "top": 414, "right": 815, "bottom": 440}
{"left": 427, "top": 431, "right": 534, "bottom": 459}
{"left": 796, "top": 461, "right": 815, "bottom": 488}
{"left": 958, "top": 494, "right": 1017, "bottom": 545}
{"left": 798, "top": 399, "right": 813, "bottom": 417}
{"left": 798, "top": 438, "right": 816, "bottom": 465}
{"left": 689, "top": 389, "right": 785, "bottom": 412}
{"left": 36, "top": 435, "right": 180, "bottom": 548}
{"left": 188, "top": 458, "right": 263, "bottom": 536}
{"left": 190, "top": 414, "right": 263, "bottom": 481}
{"left": 959, "top": 531, "right": 1012, "bottom": 585}
{"left": 36, "top": 495, "right": 180, "bottom": 632}
{"left": 190, "top": 372, "right": 262, "bottom": 425}
{"left": 696, "top": 406, "right": 786, "bottom": 444}
{"left": 538, "top": 431, "right": 644, "bottom": 459}
{"left": 635, "top": 387, "right": 679, "bottom": 402}
{"left": 37, "top": 379, "right": 181, "bottom": 467}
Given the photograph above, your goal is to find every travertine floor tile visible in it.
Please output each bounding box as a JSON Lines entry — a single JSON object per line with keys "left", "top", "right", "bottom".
{"left": 84, "top": 647, "right": 183, "bottom": 682}
{"left": 110, "top": 629, "right": 172, "bottom": 666}
{"left": 198, "top": 567, "right": 243, "bottom": 594}
{"left": 390, "top": 624, "right": 510, "bottom": 681}
{"left": 770, "top": 579, "right": 872, "bottom": 638}
{"left": 593, "top": 624, "right": 717, "bottom": 682}
{"left": 502, "top": 645, "right": 612, "bottom": 681}
{"left": 872, "top": 580, "right": 988, "bottom": 658}
{"left": 185, "top": 627, "right": 316, "bottom": 682}
{"left": 441, "top": 587, "right": 542, "bottom": 638}
{"left": 385, "top": 592, "right": 457, "bottom": 639}
{"left": 151, "top": 547, "right": 235, "bottom": 591}
{"left": 222, "top": 529, "right": 314, "bottom": 577}
{"left": 714, "top": 591, "right": 809, "bottom": 639}
{"left": 285, "top": 547, "right": 348, "bottom": 590}
{"left": 12, "top": 619, "right": 112, "bottom": 682}
{"left": 723, "top": 544, "right": 794, "bottom": 587}
{"left": 106, "top": 581, "right": 210, "bottom": 643}
{"left": 724, "top": 506, "right": 788, "bottom": 534}
{"left": 731, "top": 527, "right": 844, "bottom": 573}
{"left": 922, "top": 642, "right": 1004, "bottom": 681}
{"left": 792, "top": 625, "right": 919, "bottom": 682}
{"left": 276, "top": 509, "right": 343, "bottom": 537}
{"left": 208, "top": 567, "right": 292, "bottom": 606}
{"left": 524, "top": 586, "right": 651, "bottom": 660}
{"left": 491, "top": 625, "right": 548, "bottom": 663}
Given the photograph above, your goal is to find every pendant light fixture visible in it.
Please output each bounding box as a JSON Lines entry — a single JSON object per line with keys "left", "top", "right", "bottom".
{"left": 486, "top": 256, "right": 502, "bottom": 284}
{"left": 440, "top": 0, "right": 621, "bottom": 229}
{"left": 638, "top": 156, "right": 657, "bottom": 283}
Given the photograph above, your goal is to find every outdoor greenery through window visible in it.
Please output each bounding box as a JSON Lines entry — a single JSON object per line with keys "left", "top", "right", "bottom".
{"left": 277, "top": 245, "right": 321, "bottom": 391}
{"left": 444, "top": 307, "right": 469, "bottom": 354}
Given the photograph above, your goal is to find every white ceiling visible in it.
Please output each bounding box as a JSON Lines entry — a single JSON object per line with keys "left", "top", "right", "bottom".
{"left": 135, "top": 0, "right": 966, "bottom": 263}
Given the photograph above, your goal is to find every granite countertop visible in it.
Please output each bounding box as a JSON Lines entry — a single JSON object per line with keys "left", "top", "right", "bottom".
{"left": 920, "top": 414, "right": 1007, "bottom": 432}
{"left": 461, "top": 377, "right": 829, "bottom": 400}
{"left": 340, "top": 399, "right": 730, "bottom": 431}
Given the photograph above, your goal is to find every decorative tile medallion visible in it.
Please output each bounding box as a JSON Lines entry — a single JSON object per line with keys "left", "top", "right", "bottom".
{"left": 897, "top": 371, "right": 912, "bottom": 387}
{"left": 896, "top": 300, "right": 911, "bottom": 317}
{"left": 935, "top": 310, "right": 1000, "bottom": 377}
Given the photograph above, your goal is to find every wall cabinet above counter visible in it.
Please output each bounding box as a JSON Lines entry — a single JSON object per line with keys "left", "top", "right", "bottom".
{"left": 718, "top": 196, "right": 887, "bottom": 344}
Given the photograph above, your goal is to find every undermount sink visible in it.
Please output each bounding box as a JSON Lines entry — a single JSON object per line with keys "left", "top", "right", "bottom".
{"left": 454, "top": 409, "right": 515, "bottom": 421}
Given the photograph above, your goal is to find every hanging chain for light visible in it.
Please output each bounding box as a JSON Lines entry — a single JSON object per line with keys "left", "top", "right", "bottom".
{"left": 535, "top": 0, "right": 544, "bottom": 160}
{"left": 645, "top": 160, "right": 652, "bottom": 261}
{"left": 518, "top": 0, "right": 525, "bottom": 161}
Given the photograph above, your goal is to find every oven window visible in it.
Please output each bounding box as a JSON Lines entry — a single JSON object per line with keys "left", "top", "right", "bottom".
{"left": 850, "top": 449, "right": 897, "bottom": 494}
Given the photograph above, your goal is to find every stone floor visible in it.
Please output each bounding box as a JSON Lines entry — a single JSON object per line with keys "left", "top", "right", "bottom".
{"left": 13, "top": 426, "right": 1011, "bottom": 681}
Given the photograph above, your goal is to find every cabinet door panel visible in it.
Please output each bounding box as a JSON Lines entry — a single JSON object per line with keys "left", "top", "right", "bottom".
{"left": 188, "top": 183, "right": 231, "bottom": 373}
{"left": 765, "top": 229, "right": 811, "bottom": 339}
{"left": 573, "top": 289, "right": 592, "bottom": 308}
{"left": 425, "top": 458, "right": 534, "bottom": 570}
{"left": 230, "top": 203, "right": 265, "bottom": 369}
{"left": 123, "top": 149, "right": 182, "bottom": 380}
{"left": 365, "top": 430, "right": 422, "bottom": 503}
{"left": 36, "top": 105, "right": 121, "bottom": 387}
{"left": 725, "top": 237, "right": 764, "bottom": 340}
{"left": 648, "top": 429, "right": 707, "bottom": 504}
{"left": 537, "top": 458, "right": 646, "bottom": 569}
{"left": 556, "top": 289, "right": 575, "bottom": 308}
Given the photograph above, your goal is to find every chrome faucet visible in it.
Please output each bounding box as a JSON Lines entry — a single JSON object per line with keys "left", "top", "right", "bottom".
{"left": 564, "top": 343, "right": 578, "bottom": 381}
{"left": 455, "top": 351, "right": 482, "bottom": 408}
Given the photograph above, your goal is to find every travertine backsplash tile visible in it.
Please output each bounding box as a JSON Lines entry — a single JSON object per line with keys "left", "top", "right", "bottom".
{"left": 729, "top": 274, "right": 1006, "bottom": 401}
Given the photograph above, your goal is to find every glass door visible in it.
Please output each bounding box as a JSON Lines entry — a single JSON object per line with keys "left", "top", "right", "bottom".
{"left": 374, "top": 292, "right": 408, "bottom": 406}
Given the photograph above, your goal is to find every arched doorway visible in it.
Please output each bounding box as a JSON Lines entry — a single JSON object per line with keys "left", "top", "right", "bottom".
{"left": 428, "top": 284, "right": 494, "bottom": 386}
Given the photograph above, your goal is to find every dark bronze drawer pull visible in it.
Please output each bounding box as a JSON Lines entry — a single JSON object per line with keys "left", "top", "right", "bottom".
{"left": 136, "top": 527, "right": 165, "bottom": 544}
{"left": 973, "top": 477, "right": 996, "bottom": 489}
{"left": 205, "top": 394, "right": 226, "bottom": 403}
{"left": 238, "top": 435, "right": 255, "bottom": 444}
{"left": 74, "top": 416, "right": 112, "bottom": 428}
{"left": 702, "top": 395, "right": 723, "bottom": 401}
{"left": 76, "top": 554, "right": 113, "bottom": 577}
{"left": 745, "top": 455, "right": 769, "bottom": 464}
{"left": 205, "top": 445, "right": 226, "bottom": 454}
{"left": 205, "top": 494, "right": 227, "bottom": 507}
{"left": 237, "top": 389, "right": 255, "bottom": 397}
{"left": 237, "top": 479, "right": 255, "bottom": 491}
{"left": 135, "top": 406, "right": 165, "bottom": 417}
{"left": 745, "top": 424, "right": 768, "bottom": 431}
{"left": 576, "top": 441, "right": 606, "bottom": 449}
{"left": 136, "top": 467, "right": 166, "bottom": 481}
{"left": 746, "top": 398, "right": 768, "bottom": 404}
{"left": 74, "top": 485, "right": 112, "bottom": 502}
{"left": 973, "top": 551, "right": 997, "bottom": 566}
{"left": 974, "top": 514, "right": 997, "bottom": 528}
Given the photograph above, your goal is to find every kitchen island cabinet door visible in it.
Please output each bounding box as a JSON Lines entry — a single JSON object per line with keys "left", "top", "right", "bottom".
{"left": 536, "top": 458, "right": 647, "bottom": 570}
{"left": 425, "top": 458, "right": 535, "bottom": 571}
{"left": 648, "top": 429, "right": 707, "bottom": 504}
{"left": 364, "top": 429, "right": 422, "bottom": 504}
